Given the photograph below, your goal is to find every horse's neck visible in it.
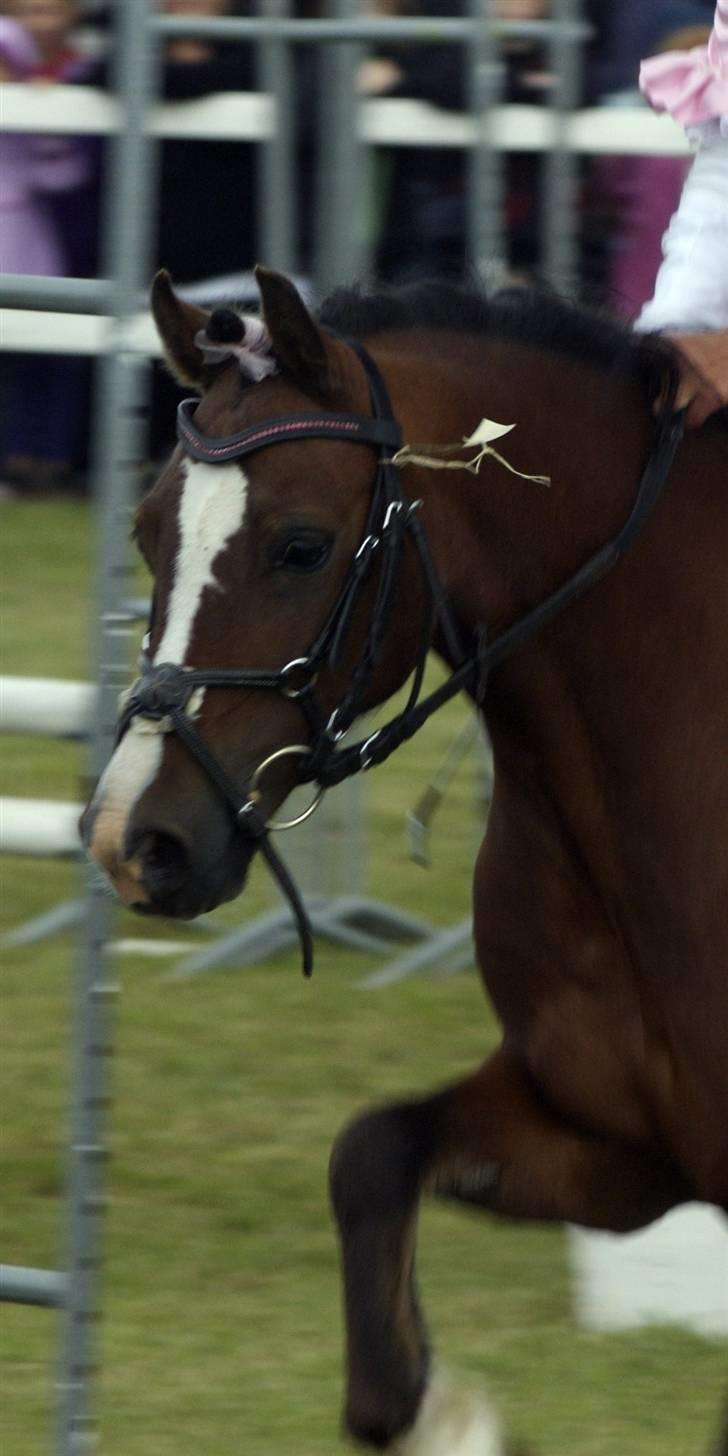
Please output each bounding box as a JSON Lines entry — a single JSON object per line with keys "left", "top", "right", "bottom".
{"left": 397, "top": 335, "right": 686, "bottom": 845}
{"left": 379, "top": 332, "right": 726, "bottom": 968}
{"left": 395, "top": 334, "right": 651, "bottom": 646}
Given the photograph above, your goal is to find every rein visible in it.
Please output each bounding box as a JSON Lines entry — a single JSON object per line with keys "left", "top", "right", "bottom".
{"left": 117, "top": 337, "right": 685, "bottom": 976}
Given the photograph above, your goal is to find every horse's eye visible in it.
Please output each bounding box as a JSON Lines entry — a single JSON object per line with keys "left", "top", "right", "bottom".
{"left": 272, "top": 531, "right": 333, "bottom": 574}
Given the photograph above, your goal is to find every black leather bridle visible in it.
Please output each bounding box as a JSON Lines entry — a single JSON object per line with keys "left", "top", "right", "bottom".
{"left": 117, "top": 335, "right": 685, "bottom": 976}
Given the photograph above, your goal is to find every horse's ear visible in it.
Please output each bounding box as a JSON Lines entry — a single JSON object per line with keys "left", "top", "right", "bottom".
{"left": 150, "top": 270, "right": 210, "bottom": 389}
{"left": 255, "top": 265, "right": 330, "bottom": 395}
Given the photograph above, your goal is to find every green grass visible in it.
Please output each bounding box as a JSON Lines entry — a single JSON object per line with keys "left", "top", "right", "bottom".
{"left": 1, "top": 501, "right": 725, "bottom": 1455}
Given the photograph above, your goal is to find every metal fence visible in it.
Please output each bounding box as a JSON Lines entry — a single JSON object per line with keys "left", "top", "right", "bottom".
{"left": 0, "top": 2, "right": 689, "bottom": 1449}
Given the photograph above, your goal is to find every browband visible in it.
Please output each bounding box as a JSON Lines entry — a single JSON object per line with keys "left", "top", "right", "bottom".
{"left": 176, "top": 398, "right": 401, "bottom": 465}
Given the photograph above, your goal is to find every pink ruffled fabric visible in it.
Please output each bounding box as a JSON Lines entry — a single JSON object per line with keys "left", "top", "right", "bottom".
{"left": 639, "top": 0, "right": 728, "bottom": 125}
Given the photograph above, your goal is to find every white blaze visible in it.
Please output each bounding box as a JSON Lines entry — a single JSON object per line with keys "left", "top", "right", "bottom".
{"left": 89, "top": 725, "right": 165, "bottom": 875}
{"left": 154, "top": 458, "right": 248, "bottom": 664}
{"left": 90, "top": 459, "right": 248, "bottom": 863}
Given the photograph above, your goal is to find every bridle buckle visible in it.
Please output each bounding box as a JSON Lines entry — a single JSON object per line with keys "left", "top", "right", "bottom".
{"left": 279, "top": 657, "right": 318, "bottom": 700}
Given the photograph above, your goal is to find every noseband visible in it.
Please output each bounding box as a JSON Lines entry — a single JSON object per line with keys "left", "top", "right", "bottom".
{"left": 117, "top": 334, "right": 685, "bottom": 977}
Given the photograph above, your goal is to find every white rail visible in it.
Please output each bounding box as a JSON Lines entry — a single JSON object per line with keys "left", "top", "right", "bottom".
{"left": 0, "top": 798, "right": 82, "bottom": 858}
{"left": 1, "top": 82, "right": 689, "bottom": 156}
{"left": 1, "top": 677, "right": 97, "bottom": 737}
{"left": 0, "top": 678, "right": 92, "bottom": 857}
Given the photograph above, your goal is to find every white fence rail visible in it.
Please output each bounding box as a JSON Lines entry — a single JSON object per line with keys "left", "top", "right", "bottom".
{"left": 1, "top": 82, "right": 689, "bottom": 155}
{"left": 0, "top": 677, "right": 96, "bottom": 738}
{"left": 0, "top": 677, "right": 91, "bottom": 858}
{"left": 1, "top": 306, "right": 166, "bottom": 357}
{"left": 0, "top": 85, "right": 690, "bottom": 357}
{"left": 0, "top": 798, "right": 81, "bottom": 859}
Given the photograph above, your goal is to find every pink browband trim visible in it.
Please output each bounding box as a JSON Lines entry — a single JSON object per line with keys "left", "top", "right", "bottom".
{"left": 176, "top": 406, "right": 369, "bottom": 463}
{"left": 227, "top": 419, "right": 361, "bottom": 450}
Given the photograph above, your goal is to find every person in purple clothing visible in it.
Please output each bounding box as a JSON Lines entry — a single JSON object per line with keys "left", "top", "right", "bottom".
{"left": 0, "top": 10, "right": 92, "bottom": 495}
{"left": 0, "top": 15, "right": 86, "bottom": 277}
{"left": 14, "top": 0, "right": 103, "bottom": 277}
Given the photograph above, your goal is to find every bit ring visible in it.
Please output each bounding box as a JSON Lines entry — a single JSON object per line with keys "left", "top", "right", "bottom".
{"left": 249, "top": 744, "right": 324, "bottom": 830}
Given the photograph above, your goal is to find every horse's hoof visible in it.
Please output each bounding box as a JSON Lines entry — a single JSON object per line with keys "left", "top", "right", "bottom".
{"left": 345, "top": 1376, "right": 425, "bottom": 1449}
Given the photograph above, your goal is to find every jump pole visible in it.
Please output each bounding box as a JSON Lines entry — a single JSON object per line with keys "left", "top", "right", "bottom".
{"left": 55, "top": 2, "right": 161, "bottom": 1451}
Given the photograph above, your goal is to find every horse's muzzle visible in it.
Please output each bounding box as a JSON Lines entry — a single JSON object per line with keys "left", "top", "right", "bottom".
{"left": 124, "top": 818, "right": 257, "bottom": 919}
{"left": 83, "top": 783, "right": 258, "bottom": 919}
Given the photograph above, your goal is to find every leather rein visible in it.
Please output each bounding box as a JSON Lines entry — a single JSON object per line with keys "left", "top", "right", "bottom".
{"left": 117, "top": 336, "right": 685, "bottom": 977}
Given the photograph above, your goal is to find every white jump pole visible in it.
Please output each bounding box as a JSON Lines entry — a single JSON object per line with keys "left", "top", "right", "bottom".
{"left": 0, "top": 678, "right": 97, "bottom": 738}
{"left": 0, "top": 799, "right": 82, "bottom": 859}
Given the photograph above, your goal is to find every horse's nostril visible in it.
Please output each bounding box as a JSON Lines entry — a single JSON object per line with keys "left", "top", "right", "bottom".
{"left": 134, "top": 829, "right": 190, "bottom": 899}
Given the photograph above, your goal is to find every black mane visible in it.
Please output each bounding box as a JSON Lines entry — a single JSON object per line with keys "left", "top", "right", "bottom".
{"left": 318, "top": 279, "right": 677, "bottom": 402}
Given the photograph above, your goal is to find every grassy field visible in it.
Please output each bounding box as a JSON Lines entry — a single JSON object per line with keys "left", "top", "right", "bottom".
{"left": 1, "top": 500, "right": 725, "bottom": 1456}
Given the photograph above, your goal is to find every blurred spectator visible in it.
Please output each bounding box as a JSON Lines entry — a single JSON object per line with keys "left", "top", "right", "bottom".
{"left": 585, "top": 0, "right": 715, "bottom": 102}
{"left": 0, "top": 8, "right": 94, "bottom": 495}
{"left": 358, "top": 0, "right": 470, "bottom": 281}
{"left": 16, "top": 0, "right": 103, "bottom": 276}
{"left": 128, "top": 1, "right": 260, "bottom": 459}
{"left": 11, "top": 0, "right": 87, "bottom": 76}
{"left": 360, "top": 1, "right": 560, "bottom": 282}
{"left": 81, "top": 1, "right": 259, "bottom": 284}
{"left": 153, "top": 0, "right": 259, "bottom": 284}
{"left": 360, "top": 0, "right": 717, "bottom": 303}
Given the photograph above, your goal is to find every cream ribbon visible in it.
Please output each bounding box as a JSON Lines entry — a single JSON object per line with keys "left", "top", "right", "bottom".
{"left": 391, "top": 418, "right": 550, "bottom": 486}
{"left": 194, "top": 319, "right": 279, "bottom": 383}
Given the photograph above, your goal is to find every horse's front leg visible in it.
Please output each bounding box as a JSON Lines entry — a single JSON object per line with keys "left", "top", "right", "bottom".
{"left": 330, "top": 1045, "right": 688, "bottom": 1452}
{"left": 329, "top": 1100, "right": 435, "bottom": 1447}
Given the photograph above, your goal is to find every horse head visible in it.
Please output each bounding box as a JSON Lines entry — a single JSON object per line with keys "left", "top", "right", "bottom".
{"left": 83, "top": 268, "right": 430, "bottom": 922}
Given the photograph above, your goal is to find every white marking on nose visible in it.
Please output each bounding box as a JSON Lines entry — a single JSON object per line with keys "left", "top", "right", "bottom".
{"left": 89, "top": 458, "right": 248, "bottom": 874}
{"left": 155, "top": 458, "right": 248, "bottom": 664}
{"left": 88, "top": 726, "right": 163, "bottom": 881}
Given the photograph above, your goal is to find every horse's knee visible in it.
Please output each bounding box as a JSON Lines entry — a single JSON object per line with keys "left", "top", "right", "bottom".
{"left": 329, "top": 1102, "right": 434, "bottom": 1230}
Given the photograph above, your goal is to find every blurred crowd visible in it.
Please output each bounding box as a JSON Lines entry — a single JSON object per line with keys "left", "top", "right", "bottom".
{"left": 0, "top": 0, "right": 716, "bottom": 496}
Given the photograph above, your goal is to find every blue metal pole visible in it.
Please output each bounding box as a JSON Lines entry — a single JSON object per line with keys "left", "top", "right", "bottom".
{"left": 57, "top": 2, "right": 161, "bottom": 1452}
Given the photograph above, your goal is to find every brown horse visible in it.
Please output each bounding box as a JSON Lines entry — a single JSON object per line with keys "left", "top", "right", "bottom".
{"left": 84, "top": 267, "right": 728, "bottom": 1454}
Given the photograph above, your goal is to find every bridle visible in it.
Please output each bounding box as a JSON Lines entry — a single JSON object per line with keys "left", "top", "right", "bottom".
{"left": 117, "top": 334, "right": 685, "bottom": 976}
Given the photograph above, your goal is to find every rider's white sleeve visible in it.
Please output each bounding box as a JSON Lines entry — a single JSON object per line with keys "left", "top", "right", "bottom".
{"left": 635, "top": 131, "right": 728, "bottom": 333}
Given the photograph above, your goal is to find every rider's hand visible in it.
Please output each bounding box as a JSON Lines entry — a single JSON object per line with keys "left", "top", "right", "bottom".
{"left": 669, "top": 331, "right": 728, "bottom": 428}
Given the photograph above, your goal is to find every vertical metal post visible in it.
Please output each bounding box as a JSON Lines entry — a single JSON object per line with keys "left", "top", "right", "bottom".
{"left": 315, "top": 0, "right": 367, "bottom": 297}
{"left": 257, "top": 0, "right": 296, "bottom": 273}
{"left": 467, "top": 0, "right": 506, "bottom": 277}
{"left": 543, "top": 0, "right": 582, "bottom": 292}
{"left": 259, "top": 0, "right": 362, "bottom": 908}
{"left": 57, "top": 2, "right": 161, "bottom": 1451}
